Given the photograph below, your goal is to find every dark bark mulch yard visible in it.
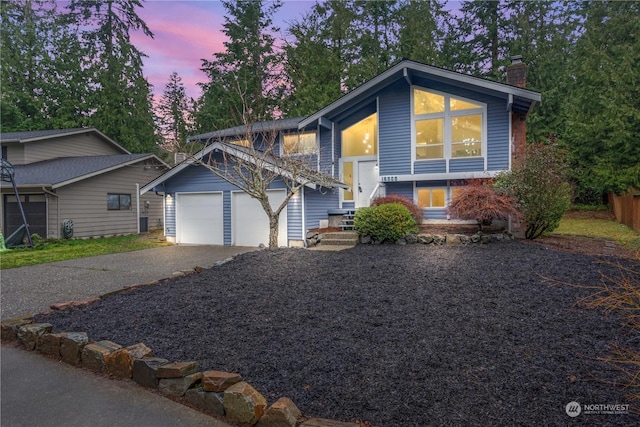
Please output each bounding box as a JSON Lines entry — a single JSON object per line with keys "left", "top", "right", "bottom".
{"left": 37, "top": 243, "right": 639, "bottom": 426}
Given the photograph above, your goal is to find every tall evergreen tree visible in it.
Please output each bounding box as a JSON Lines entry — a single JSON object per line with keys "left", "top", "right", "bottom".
{"left": 196, "top": 0, "right": 282, "bottom": 131}
{"left": 157, "top": 71, "right": 192, "bottom": 150}
{"left": 283, "top": 1, "right": 352, "bottom": 116}
{"left": 396, "top": 0, "right": 447, "bottom": 66}
{"left": 0, "top": 0, "right": 56, "bottom": 131}
{"left": 564, "top": 0, "right": 640, "bottom": 195}
{"left": 67, "top": 0, "right": 157, "bottom": 152}
{"left": 454, "top": 0, "right": 510, "bottom": 79}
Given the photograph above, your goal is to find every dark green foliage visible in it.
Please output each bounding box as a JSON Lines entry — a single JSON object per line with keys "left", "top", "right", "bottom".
{"left": 157, "top": 72, "right": 193, "bottom": 150}
{"left": 354, "top": 203, "right": 418, "bottom": 242}
{"left": 563, "top": 0, "right": 640, "bottom": 195}
{"left": 196, "top": 0, "right": 282, "bottom": 131}
{"left": 495, "top": 142, "right": 572, "bottom": 240}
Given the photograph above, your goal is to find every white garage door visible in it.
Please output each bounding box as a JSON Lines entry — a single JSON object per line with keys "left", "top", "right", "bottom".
{"left": 232, "top": 190, "right": 287, "bottom": 247}
{"left": 176, "top": 192, "right": 223, "bottom": 245}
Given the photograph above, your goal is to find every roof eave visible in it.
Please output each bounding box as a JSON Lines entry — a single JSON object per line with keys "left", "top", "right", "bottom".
{"left": 51, "top": 154, "right": 160, "bottom": 189}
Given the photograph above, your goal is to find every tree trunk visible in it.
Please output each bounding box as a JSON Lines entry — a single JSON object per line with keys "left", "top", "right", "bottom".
{"left": 268, "top": 214, "right": 279, "bottom": 249}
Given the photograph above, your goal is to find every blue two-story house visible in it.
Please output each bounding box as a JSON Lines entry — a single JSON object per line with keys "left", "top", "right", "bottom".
{"left": 141, "top": 58, "right": 540, "bottom": 247}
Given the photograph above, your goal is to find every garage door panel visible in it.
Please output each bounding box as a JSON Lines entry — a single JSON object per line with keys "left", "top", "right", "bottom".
{"left": 232, "top": 191, "right": 287, "bottom": 247}
{"left": 176, "top": 193, "right": 223, "bottom": 245}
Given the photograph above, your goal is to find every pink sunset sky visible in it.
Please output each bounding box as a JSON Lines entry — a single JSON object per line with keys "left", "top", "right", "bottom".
{"left": 130, "top": 0, "right": 317, "bottom": 101}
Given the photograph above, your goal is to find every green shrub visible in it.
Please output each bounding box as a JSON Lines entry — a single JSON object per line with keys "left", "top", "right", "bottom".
{"left": 354, "top": 203, "right": 418, "bottom": 242}
{"left": 371, "top": 194, "right": 423, "bottom": 223}
{"left": 495, "top": 141, "right": 572, "bottom": 239}
{"left": 30, "top": 233, "right": 44, "bottom": 245}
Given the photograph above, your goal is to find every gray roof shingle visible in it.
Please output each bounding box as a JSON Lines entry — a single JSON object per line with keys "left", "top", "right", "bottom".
{"left": 0, "top": 128, "right": 91, "bottom": 142}
{"left": 1, "top": 154, "right": 153, "bottom": 188}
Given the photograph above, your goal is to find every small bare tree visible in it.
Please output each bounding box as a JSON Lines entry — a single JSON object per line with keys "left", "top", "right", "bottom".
{"left": 186, "top": 122, "right": 340, "bottom": 248}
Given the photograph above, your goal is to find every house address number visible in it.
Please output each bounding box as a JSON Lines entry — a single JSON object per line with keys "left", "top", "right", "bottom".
{"left": 381, "top": 176, "right": 398, "bottom": 182}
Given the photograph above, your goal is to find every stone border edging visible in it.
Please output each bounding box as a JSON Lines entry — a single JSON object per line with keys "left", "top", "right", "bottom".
{"left": 0, "top": 257, "right": 361, "bottom": 427}
{"left": 308, "top": 230, "right": 515, "bottom": 247}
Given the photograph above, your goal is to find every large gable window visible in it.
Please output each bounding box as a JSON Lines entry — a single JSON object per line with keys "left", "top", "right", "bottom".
{"left": 342, "top": 113, "right": 378, "bottom": 157}
{"left": 413, "top": 88, "right": 485, "bottom": 160}
{"left": 282, "top": 131, "right": 317, "bottom": 155}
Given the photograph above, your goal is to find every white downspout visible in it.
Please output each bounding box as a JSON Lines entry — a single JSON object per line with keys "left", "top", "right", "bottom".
{"left": 42, "top": 187, "right": 58, "bottom": 239}
{"left": 136, "top": 183, "right": 140, "bottom": 234}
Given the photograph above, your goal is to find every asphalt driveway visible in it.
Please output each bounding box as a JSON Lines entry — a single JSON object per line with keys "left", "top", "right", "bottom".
{"left": 1, "top": 245, "right": 255, "bottom": 319}
{"left": 1, "top": 244, "right": 255, "bottom": 427}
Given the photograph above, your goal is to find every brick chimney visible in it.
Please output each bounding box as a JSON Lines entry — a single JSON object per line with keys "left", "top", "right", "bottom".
{"left": 507, "top": 55, "right": 527, "bottom": 164}
{"left": 507, "top": 55, "right": 526, "bottom": 87}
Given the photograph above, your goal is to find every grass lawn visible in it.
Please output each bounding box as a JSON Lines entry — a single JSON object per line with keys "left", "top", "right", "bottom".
{"left": 0, "top": 231, "right": 171, "bottom": 270}
{"left": 553, "top": 214, "right": 640, "bottom": 251}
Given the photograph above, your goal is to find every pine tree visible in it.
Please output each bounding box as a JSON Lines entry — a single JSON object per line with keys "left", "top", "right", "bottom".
{"left": 564, "top": 0, "right": 640, "bottom": 195}
{"left": 196, "top": 0, "right": 282, "bottom": 131}
{"left": 157, "top": 72, "right": 192, "bottom": 150}
{"left": 67, "top": 0, "right": 157, "bottom": 152}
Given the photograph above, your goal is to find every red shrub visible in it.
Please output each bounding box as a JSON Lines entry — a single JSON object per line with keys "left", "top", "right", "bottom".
{"left": 371, "top": 194, "right": 423, "bottom": 223}
{"left": 447, "top": 184, "right": 521, "bottom": 229}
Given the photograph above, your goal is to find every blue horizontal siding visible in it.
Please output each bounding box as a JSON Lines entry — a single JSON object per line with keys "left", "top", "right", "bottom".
{"left": 449, "top": 157, "right": 484, "bottom": 173}
{"left": 318, "top": 127, "right": 334, "bottom": 177}
{"left": 383, "top": 182, "right": 414, "bottom": 199}
{"left": 304, "top": 187, "right": 339, "bottom": 230}
{"left": 425, "top": 208, "right": 447, "bottom": 220}
{"left": 164, "top": 195, "right": 176, "bottom": 237}
{"left": 414, "top": 160, "right": 446, "bottom": 174}
{"left": 287, "top": 192, "right": 303, "bottom": 240}
{"left": 379, "top": 80, "right": 411, "bottom": 176}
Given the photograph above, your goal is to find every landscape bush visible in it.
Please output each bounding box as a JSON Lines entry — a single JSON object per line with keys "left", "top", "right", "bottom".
{"left": 354, "top": 203, "right": 418, "bottom": 242}
{"left": 495, "top": 141, "right": 572, "bottom": 239}
{"left": 446, "top": 183, "right": 521, "bottom": 230}
{"left": 371, "top": 194, "right": 423, "bottom": 223}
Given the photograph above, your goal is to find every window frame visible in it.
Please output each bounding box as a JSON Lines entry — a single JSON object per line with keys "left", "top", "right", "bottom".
{"left": 411, "top": 86, "right": 487, "bottom": 163}
{"left": 107, "top": 193, "right": 132, "bottom": 211}
{"left": 416, "top": 187, "right": 447, "bottom": 209}
{"left": 280, "top": 131, "right": 318, "bottom": 156}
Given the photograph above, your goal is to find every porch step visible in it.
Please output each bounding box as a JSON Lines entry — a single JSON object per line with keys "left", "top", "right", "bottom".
{"left": 318, "top": 231, "right": 358, "bottom": 247}
{"left": 340, "top": 210, "right": 357, "bottom": 231}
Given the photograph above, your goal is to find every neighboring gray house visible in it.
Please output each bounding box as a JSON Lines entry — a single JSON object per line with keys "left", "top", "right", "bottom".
{"left": 0, "top": 128, "right": 168, "bottom": 239}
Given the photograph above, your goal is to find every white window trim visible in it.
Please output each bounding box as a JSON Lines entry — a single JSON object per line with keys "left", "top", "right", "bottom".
{"left": 411, "top": 86, "right": 487, "bottom": 170}
{"left": 280, "top": 131, "right": 318, "bottom": 156}
{"left": 415, "top": 186, "right": 448, "bottom": 209}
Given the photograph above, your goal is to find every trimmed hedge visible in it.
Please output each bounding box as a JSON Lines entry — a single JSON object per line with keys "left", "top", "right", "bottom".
{"left": 354, "top": 203, "right": 418, "bottom": 242}
{"left": 371, "top": 194, "right": 423, "bottom": 223}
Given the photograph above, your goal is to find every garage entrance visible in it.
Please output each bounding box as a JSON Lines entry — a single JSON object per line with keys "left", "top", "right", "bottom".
{"left": 3, "top": 194, "right": 46, "bottom": 237}
{"left": 175, "top": 192, "right": 223, "bottom": 245}
{"left": 232, "top": 190, "right": 287, "bottom": 247}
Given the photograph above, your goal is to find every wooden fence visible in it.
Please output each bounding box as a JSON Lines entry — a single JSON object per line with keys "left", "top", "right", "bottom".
{"left": 609, "top": 192, "right": 640, "bottom": 232}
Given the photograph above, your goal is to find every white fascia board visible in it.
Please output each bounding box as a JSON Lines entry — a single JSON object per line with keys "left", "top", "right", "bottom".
{"left": 381, "top": 170, "right": 503, "bottom": 183}
{"left": 52, "top": 154, "right": 158, "bottom": 189}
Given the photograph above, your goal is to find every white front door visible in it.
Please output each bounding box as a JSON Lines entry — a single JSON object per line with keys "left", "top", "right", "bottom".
{"left": 357, "top": 160, "right": 378, "bottom": 208}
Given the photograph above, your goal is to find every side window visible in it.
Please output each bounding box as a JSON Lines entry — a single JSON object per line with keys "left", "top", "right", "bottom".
{"left": 107, "top": 194, "right": 131, "bottom": 210}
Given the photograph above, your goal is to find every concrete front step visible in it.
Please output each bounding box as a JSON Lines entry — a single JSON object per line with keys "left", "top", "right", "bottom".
{"left": 320, "top": 239, "right": 358, "bottom": 246}
{"left": 323, "top": 232, "right": 358, "bottom": 240}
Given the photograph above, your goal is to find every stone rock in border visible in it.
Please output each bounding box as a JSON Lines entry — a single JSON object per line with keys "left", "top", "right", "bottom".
{"left": 359, "top": 235, "right": 372, "bottom": 244}
{"left": 417, "top": 234, "right": 433, "bottom": 244}
{"left": 481, "top": 234, "right": 492, "bottom": 244}
{"left": 396, "top": 238, "right": 407, "bottom": 245}
{"left": 82, "top": 340, "right": 122, "bottom": 373}
{"left": 184, "top": 387, "right": 225, "bottom": 416}
{"left": 202, "top": 370, "right": 242, "bottom": 392}
{"left": 159, "top": 372, "right": 203, "bottom": 396}
{"left": 470, "top": 233, "right": 482, "bottom": 243}
{"left": 256, "top": 397, "right": 301, "bottom": 427}
{"left": 156, "top": 361, "right": 199, "bottom": 379}
{"left": 1, "top": 317, "right": 33, "bottom": 342}
{"left": 17, "top": 323, "right": 52, "bottom": 351}
{"left": 223, "top": 381, "right": 267, "bottom": 425}
{"left": 36, "top": 332, "right": 65, "bottom": 356}
{"left": 132, "top": 357, "right": 169, "bottom": 389}
{"left": 405, "top": 234, "right": 418, "bottom": 244}
{"left": 432, "top": 235, "right": 445, "bottom": 245}
{"left": 60, "top": 332, "right": 89, "bottom": 366}
{"left": 105, "top": 342, "right": 152, "bottom": 379}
